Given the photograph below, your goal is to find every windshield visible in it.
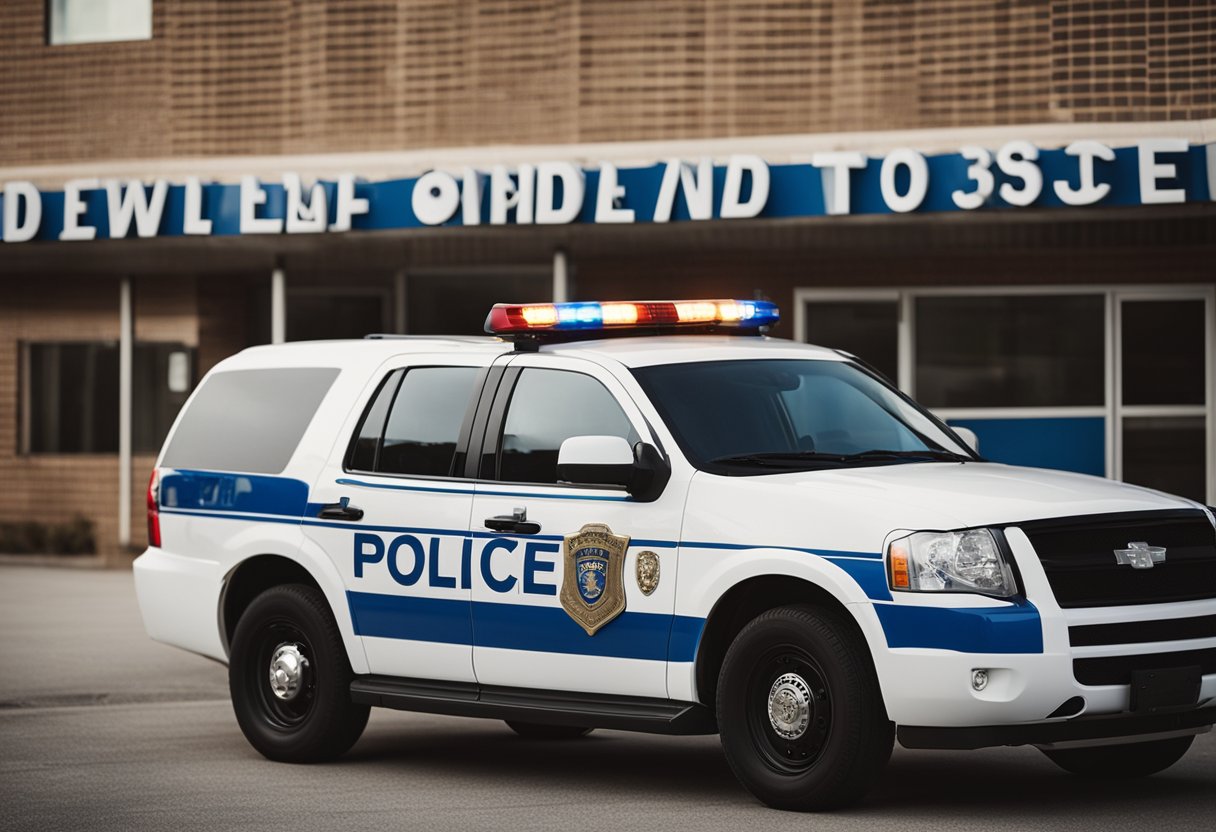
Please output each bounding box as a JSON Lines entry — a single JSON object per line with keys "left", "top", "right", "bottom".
{"left": 632, "top": 358, "right": 974, "bottom": 474}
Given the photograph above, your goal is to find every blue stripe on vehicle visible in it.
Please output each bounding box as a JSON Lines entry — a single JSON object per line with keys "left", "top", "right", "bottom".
{"left": 336, "top": 477, "right": 632, "bottom": 502}
{"left": 873, "top": 600, "right": 1043, "bottom": 654}
{"left": 160, "top": 470, "right": 309, "bottom": 517}
{"left": 681, "top": 540, "right": 883, "bottom": 560}
{"left": 346, "top": 590, "right": 704, "bottom": 662}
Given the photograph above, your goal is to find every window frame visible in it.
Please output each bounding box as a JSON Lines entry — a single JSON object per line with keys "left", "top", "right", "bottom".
{"left": 342, "top": 364, "right": 488, "bottom": 481}
{"left": 478, "top": 362, "right": 649, "bottom": 491}
{"left": 19, "top": 339, "right": 196, "bottom": 456}
{"left": 794, "top": 284, "right": 1216, "bottom": 505}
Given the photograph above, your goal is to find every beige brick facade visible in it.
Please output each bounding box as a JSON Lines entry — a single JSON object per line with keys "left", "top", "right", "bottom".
{"left": 2, "top": 1, "right": 1214, "bottom": 167}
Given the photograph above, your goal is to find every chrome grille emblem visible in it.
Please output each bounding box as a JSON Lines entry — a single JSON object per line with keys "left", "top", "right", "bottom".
{"left": 1113, "top": 541, "right": 1167, "bottom": 569}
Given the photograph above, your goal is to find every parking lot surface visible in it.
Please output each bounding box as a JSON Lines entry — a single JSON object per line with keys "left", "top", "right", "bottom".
{"left": 1, "top": 565, "right": 1212, "bottom": 832}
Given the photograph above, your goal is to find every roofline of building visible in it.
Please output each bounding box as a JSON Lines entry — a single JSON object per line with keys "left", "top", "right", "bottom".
{"left": 3, "top": 119, "right": 1214, "bottom": 188}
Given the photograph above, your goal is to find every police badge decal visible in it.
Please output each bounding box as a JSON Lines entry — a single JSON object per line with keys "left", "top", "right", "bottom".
{"left": 560, "top": 523, "right": 630, "bottom": 636}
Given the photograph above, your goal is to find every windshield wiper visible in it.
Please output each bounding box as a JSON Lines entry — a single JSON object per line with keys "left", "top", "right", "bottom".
{"left": 709, "top": 449, "right": 969, "bottom": 467}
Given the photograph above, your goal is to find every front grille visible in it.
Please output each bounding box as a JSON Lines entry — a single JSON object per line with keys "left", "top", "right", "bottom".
{"left": 1019, "top": 510, "right": 1216, "bottom": 609}
{"left": 1073, "top": 647, "right": 1216, "bottom": 686}
{"left": 1069, "top": 614, "right": 1216, "bottom": 647}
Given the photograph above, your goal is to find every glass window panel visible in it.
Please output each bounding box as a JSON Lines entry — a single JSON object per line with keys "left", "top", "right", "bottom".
{"left": 27, "top": 342, "right": 193, "bottom": 454}
{"left": 162, "top": 367, "right": 338, "bottom": 474}
{"left": 1122, "top": 416, "right": 1207, "bottom": 503}
{"left": 1121, "top": 300, "right": 1206, "bottom": 406}
{"left": 915, "top": 295, "right": 1105, "bottom": 408}
{"left": 379, "top": 368, "right": 479, "bottom": 477}
{"left": 287, "top": 295, "right": 385, "bottom": 341}
{"left": 803, "top": 301, "right": 899, "bottom": 383}
{"left": 407, "top": 273, "right": 550, "bottom": 336}
{"left": 347, "top": 370, "right": 403, "bottom": 472}
{"left": 498, "top": 369, "right": 638, "bottom": 484}
{"left": 48, "top": 0, "right": 152, "bottom": 45}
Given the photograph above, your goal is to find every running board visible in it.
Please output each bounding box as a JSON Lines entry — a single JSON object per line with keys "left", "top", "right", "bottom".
{"left": 350, "top": 675, "right": 717, "bottom": 736}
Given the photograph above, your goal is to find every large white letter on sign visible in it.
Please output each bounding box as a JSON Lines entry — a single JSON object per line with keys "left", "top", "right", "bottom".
{"left": 240, "top": 176, "right": 283, "bottom": 234}
{"left": 880, "top": 149, "right": 928, "bottom": 213}
{"left": 535, "top": 162, "right": 584, "bottom": 225}
{"left": 996, "top": 141, "right": 1042, "bottom": 207}
{"left": 720, "top": 155, "right": 769, "bottom": 219}
{"left": 330, "top": 174, "right": 369, "bottom": 233}
{"left": 183, "top": 177, "right": 212, "bottom": 236}
{"left": 1138, "top": 138, "right": 1188, "bottom": 205}
{"left": 412, "top": 171, "right": 460, "bottom": 226}
{"left": 595, "top": 162, "right": 635, "bottom": 224}
{"left": 105, "top": 179, "right": 168, "bottom": 238}
{"left": 3, "top": 181, "right": 41, "bottom": 243}
{"left": 951, "top": 146, "right": 995, "bottom": 210}
{"left": 1054, "top": 141, "right": 1115, "bottom": 206}
{"left": 653, "top": 158, "right": 713, "bottom": 223}
{"left": 283, "top": 173, "right": 327, "bottom": 233}
{"left": 462, "top": 168, "right": 484, "bottom": 226}
{"left": 812, "top": 152, "right": 866, "bottom": 215}
{"left": 60, "top": 178, "right": 99, "bottom": 241}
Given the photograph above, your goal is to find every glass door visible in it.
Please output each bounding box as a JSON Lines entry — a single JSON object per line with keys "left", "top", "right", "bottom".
{"left": 1116, "top": 293, "right": 1213, "bottom": 503}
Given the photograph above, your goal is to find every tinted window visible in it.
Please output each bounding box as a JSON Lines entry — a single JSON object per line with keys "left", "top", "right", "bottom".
{"left": 1121, "top": 300, "right": 1205, "bottom": 406}
{"left": 803, "top": 301, "right": 899, "bottom": 383}
{"left": 379, "top": 368, "right": 478, "bottom": 476}
{"left": 347, "top": 370, "right": 403, "bottom": 471}
{"left": 161, "top": 368, "right": 339, "bottom": 474}
{"left": 633, "top": 359, "right": 969, "bottom": 474}
{"left": 915, "top": 295, "right": 1104, "bottom": 408}
{"left": 498, "top": 369, "right": 638, "bottom": 484}
{"left": 27, "top": 342, "right": 194, "bottom": 454}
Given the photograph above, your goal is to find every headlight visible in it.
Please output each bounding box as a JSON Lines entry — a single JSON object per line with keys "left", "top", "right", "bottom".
{"left": 887, "top": 528, "right": 1018, "bottom": 598}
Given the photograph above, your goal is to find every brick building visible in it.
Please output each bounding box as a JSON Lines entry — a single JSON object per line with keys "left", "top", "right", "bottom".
{"left": 1, "top": 0, "right": 1215, "bottom": 557}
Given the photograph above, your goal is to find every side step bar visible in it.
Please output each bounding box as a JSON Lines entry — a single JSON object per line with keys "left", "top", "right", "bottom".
{"left": 350, "top": 675, "right": 717, "bottom": 736}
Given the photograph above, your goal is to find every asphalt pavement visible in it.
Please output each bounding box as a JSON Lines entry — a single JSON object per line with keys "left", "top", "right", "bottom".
{"left": 1, "top": 565, "right": 1213, "bottom": 832}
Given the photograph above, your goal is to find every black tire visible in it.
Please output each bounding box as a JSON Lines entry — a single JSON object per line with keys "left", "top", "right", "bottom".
{"left": 716, "top": 605, "right": 894, "bottom": 811}
{"left": 505, "top": 721, "right": 594, "bottom": 739}
{"left": 1042, "top": 735, "right": 1194, "bottom": 778}
{"left": 229, "top": 583, "right": 369, "bottom": 763}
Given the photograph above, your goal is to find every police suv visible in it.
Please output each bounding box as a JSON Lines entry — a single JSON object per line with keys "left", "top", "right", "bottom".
{"left": 135, "top": 299, "right": 1216, "bottom": 810}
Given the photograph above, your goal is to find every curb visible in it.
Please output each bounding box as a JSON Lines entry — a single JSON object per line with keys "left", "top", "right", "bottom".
{"left": 0, "top": 554, "right": 113, "bottom": 569}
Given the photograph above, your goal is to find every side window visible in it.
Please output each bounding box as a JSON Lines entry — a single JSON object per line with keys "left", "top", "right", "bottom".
{"left": 379, "top": 367, "right": 479, "bottom": 477}
{"left": 497, "top": 368, "right": 639, "bottom": 484}
{"left": 347, "top": 369, "right": 403, "bottom": 472}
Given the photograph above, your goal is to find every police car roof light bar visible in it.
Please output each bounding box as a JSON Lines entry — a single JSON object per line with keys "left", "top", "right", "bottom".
{"left": 485, "top": 299, "right": 779, "bottom": 344}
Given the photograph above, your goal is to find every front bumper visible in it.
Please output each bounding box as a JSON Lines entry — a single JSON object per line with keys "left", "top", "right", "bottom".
{"left": 899, "top": 705, "right": 1216, "bottom": 750}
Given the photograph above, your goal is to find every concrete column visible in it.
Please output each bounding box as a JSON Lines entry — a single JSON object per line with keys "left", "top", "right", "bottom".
{"left": 393, "top": 269, "right": 407, "bottom": 334}
{"left": 118, "top": 277, "right": 133, "bottom": 549}
{"left": 552, "top": 249, "right": 569, "bottom": 303}
{"left": 271, "top": 266, "right": 286, "bottom": 344}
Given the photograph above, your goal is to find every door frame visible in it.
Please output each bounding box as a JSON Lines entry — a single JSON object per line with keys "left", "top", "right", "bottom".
{"left": 794, "top": 284, "right": 1216, "bottom": 504}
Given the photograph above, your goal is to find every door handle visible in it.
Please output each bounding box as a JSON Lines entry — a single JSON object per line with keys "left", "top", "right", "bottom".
{"left": 484, "top": 506, "right": 541, "bottom": 535}
{"left": 317, "top": 497, "right": 364, "bottom": 521}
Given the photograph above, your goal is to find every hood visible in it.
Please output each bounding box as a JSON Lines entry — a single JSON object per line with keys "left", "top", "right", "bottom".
{"left": 683, "top": 462, "right": 1200, "bottom": 556}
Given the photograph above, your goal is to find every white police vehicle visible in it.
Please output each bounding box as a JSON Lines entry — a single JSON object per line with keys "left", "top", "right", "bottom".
{"left": 135, "top": 299, "right": 1216, "bottom": 810}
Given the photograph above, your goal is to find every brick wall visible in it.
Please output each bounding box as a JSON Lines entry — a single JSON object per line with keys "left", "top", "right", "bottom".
{"left": 1, "top": 0, "right": 1213, "bottom": 167}
{"left": 0, "top": 277, "right": 198, "bottom": 558}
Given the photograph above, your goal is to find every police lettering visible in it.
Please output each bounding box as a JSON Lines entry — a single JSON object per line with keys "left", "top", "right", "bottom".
{"left": 353, "top": 532, "right": 558, "bottom": 595}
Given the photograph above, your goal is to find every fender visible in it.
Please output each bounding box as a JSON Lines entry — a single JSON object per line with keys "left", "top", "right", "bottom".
{"left": 219, "top": 527, "right": 371, "bottom": 675}
{"left": 668, "top": 546, "right": 889, "bottom": 702}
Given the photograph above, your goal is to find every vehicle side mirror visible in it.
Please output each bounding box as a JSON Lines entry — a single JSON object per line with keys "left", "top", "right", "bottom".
{"left": 557, "top": 436, "right": 671, "bottom": 501}
{"left": 952, "top": 426, "right": 980, "bottom": 454}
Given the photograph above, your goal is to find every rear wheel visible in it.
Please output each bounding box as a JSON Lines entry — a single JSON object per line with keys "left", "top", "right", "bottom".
{"left": 229, "top": 583, "right": 369, "bottom": 762}
{"left": 504, "top": 721, "right": 594, "bottom": 739}
{"left": 716, "top": 605, "right": 893, "bottom": 811}
{"left": 1042, "top": 735, "right": 1194, "bottom": 778}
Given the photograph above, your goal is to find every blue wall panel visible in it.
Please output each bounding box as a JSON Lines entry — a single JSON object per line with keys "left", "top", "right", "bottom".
{"left": 948, "top": 417, "right": 1105, "bottom": 476}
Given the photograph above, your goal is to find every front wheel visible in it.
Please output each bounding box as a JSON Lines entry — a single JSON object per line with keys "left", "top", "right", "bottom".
{"left": 717, "top": 605, "right": 893, "bottom": 811}
{"left": 229, "top": 583, "right": 369, "bottom": 762}
{"left": 1042, "top": 735, "right": 1194, "bottom": 778}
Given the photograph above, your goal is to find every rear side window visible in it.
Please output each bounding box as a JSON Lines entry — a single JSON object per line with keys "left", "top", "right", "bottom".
{"left": 348, "top": 367, "right": 480, "bottom": 477}
{"left": 161, "top": 368, "right": 339, "bottom": 474}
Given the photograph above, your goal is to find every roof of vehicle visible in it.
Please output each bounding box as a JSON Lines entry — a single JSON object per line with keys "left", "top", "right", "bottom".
{"left": 217, "top": 333, "right": 846, "bottom": 372}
